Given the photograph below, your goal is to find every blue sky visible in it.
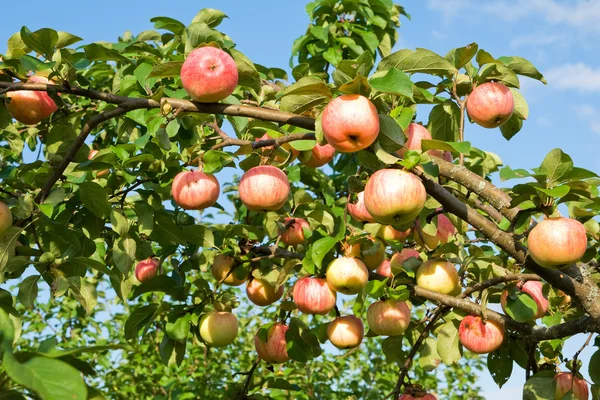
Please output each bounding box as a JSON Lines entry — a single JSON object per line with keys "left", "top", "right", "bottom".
{"left": 1, "top": 0, "right": 598, "bottom": 398}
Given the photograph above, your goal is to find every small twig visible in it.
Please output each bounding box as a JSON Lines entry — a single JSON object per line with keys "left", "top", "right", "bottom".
{"left": 236, "top": 357, "right": 261, "bottom": 400}
{"left": 0, "top": 188, "right": 19, "bottom": 199}
{"left": 571, "top": 332, "right": 594, "bottom": 376}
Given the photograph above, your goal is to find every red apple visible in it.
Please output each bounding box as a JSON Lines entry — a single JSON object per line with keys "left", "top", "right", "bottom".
{"left": 458, "top": 316, "right": 504, "bottom": 354}
{"left": 377, "top": 225, "right": 411, "bottom": 243}
{"left": 527, "top": 217, "right": 587, "bottom": 268}
{"left": 280, "top": 217, "right": 311, "bottom": 246}
{"left": 171, "top": 170, "right": 220, "bottom": 210}
{"left": 292, "top": 277, "right": 337, "bottom": 315}
{"left": 327, "top": 315, "right": 364, "bottom": 349}
{"left": 6, "top": 76, "right": 58, "bottom": 125}
{"left": 0, "top": 202, "right": 13, "bottom": 235}
{"left": 199, "top": 311, "right": 238, "bottom": 347}
{"left": 555, "top": 372, "right": 589, "bottom": 400}
{"left": 377, "top": 248, "right": 422, "bottom": 277}
{"left": 321, "top": 94, "right": 379, "bottom": 152}
{"left": 396, "top": 123, "right": 432, "bottom": 157}
{"left": 416, "top": 259, "right": 459, "bottom": 295}
{"left": 211, "top": 254, "right": 247, "bottom": 286}
{"left": 246, "top": 278, "right": 284, "bottom": 307}
{"left": 399, "top": 393, "right": 437, "bottom": 400}
{"left": 413, "top": 213, "right": 456, "bottom": 249}
{"left": 88, "top": 149, "right": 110, "bottom": 178}
{"left": 466, "top": 82, "right": 514, "bottom": 129}
{"left": 343, "top": 237, "right": 385, "bottom": 270}
{"left": 134, "top": 258, "right": 160, "bottom": 282}
{"left": 238, "top": 166, "right": 290, "bottom": 212}
{"left": 256, "top": 133, "right": 299, "bottom": 163}
{"left": 501, "top": 280, "right": 548, "bottom": 320}
{"left": 348, "top": 191, "right": 375, "bottom": 223}
{"left": 180, "top": 46, "right": 238, "bottom": 103}
{"left": 254, "top": 322, "right": 290, "bottom": 364}
{"left": 367, "top": 299, "right": 411, "bottom": 336}
{"left": 364, "top": 169, "right": 426, "bottom": 225}
{"left": 302, "top": 143, "right": 336, "bottom": 168}
{"left": 326, "top": 257, "right": 369, "bottom": 295}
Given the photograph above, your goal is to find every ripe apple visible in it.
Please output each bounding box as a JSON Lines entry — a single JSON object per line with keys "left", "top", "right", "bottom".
{"left": 293, "top": 277, "right": 337, "bottom": 315}
{"left": 348, "top": 191, "right": 375, "bottom": 223}
{"left": 211, "top": 254, "right": 247, "bottom": 286}
{"left": 364, "top": 169, "right": 426, "bottom": 225}
{"left": 343, "top": 237, "right": 385, "bottom": 270}
{"left": 327, "top": 315, "right": 364, "bottom": 349}
{"left": 254, "top": 322, "right": 289, "bottom": 364}
{"left": 555, "top": 372, "right": 589, "bottom": 400}
{"left": 171, "top": 170, "right": 220, "bottom": 210}
{"left": 199, "top": 311, "right": 239, "bottom": 347}
{"left": 413, "top": 213, "right": 456, "bottom": 249}
{"left": 280, "top": 217, "right": 311, "bottom": 246}
{"left": 0, "top": 202, "right": 13, "bottom": 235}
{"left": 6, "top": 76, "right": 58, "bottom": 125}
{"left": 501, "top": 280, "right": 548, "bottom": 320}
{"left": 326, "top": 257, "right": 369, "bottom": 295}
{"left": 377, "top": 225, "right": 411, "bottom": 243}
{"left": 396, "top": 123, "right": 432, "bottom": 157}
{"left": 180, "top": 46, "right": 239, "bottom": 103}
{"left": 134, "top": 258, "right": 160, "bottom": 282}
{"left": 246, "top": 278, "right": 284, "bottom": 307}
{"left": 377, "top": 248, "right": 422, "bottom": 277}
{"left": 301, "top": 142, "right": 336, "bottom": 168}
{"left": 321, "top": 94, "right": 379, "bottom": 152}
{"left": 256, "top": 133, "right": 299, "bottom": 163}
{"left": 527, "top": 217, "right": 587, "bottom": 268}
{"left": 366, "top": 299, "right": 411, "bottom": 336}
{"left": 238, "top": 166, "right": 290, "bottom": 212}
{"left": 466, "top": 82, "right": 514, "bottom": 128}
{"left": 416, "top": 259, "right": 460, "bottom": 295}
{"left": 458, "top": 315, "right": 504, "bottom": 354}
{"left": 88, "top": 149, "right": 109, "bottom": 178}
{"left": 399, "top": 393, "right": 437, "bottom": 400}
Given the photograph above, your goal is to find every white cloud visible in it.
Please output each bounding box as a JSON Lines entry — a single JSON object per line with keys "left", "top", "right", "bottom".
{"left": 570, "top": 104, "right": 600, "bottom": 135}
{"left": 575, "top": 104, "right": 596, "bottom": 118}
{"left": 591, "top": 122, "right": 600, "bottom": 135}
{"left": 544, "top": 63, "right": 600, "bottom": 92}
{"left": 483, "top": 387, "right": 522, "bottom": 400}
{"left": 431, "top": 30, "right": 447, "bottom": 40}
{"left": 509, "top": 33, "right": 563, "bottom": 49}
{"left": 426, "top": 0, "right": 472, "bottom": 23}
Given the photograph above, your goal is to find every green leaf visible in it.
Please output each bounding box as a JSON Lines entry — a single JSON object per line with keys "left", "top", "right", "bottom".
{"left": 55, "top": 32, "right": 83, "bottom": 49}
{"left": 285, "top": 317, "right": 322, "bottom": 363}
{"left": 185, "top": 23, "right": 223, "bottom": 52}
{"left": 132, "top": 276, "right": 182, "bottom": 299}
{"left": 166, "top": 313, "right": 191, "bottom": 342}
{"left": 504, "top": 289, "right": 537, "bottom": 322}
{"left": 148, "top": 61, "right": 183, "bottom": 78}
{"left": 378, "top": 48, "right": 458, "bottom": 77}
{"left": 510, "top": 88, "right": 529, "bottom": 120}
{"left": 475, "top": 49, "right": 498, "bottom": 67}
{"left": 78, "top": 182, "right": 111, "bottom": 219}
{"left": 192, "top": 9, "right": 228, "bottom": 28}
{"left": 309, "top": 26, "right": 329, "bottom": 42}
{"left": 67, "top": 277, "right": 97, "bottom": 316}
{"left": 230, "top": 49, "right": 260, "bottom": 91}
{"left": 110, "top": 209, "right": 129, "bottom": 237}
{"left": 445, "top": 43, "right": 479, "bottom": 70}
{"left": 377, "top": 114, "right": 405, "bottom": 153}
{"left": 488, "top": 347, "right": 513, "bottom": 388}
{"left": 17, "top": 275, "right": 39, "bottom": 310}
{"left": 539, "top": 148, "right": 573, "bottom": 186}
{"left": 498, "top": 56, "right": 547, "bottom": 84}
{"left": 0, "top": 227, "right": 23, "bottom": 273}
{"left": 311, "top": 237, "right": 337, "bottom": 272}
{"left": 418, "top": 337, "right": 441, "bottom": 371}
{"left": 159, "top": 334, "right": 186, "bottom": 367}
{"left": 427, "top": 100, "right": 461, "bottom": 142}
{"left": 523, "top": 370, "right": 556, "bottom": 400}
{"left": 124, "top": 304, "right": 160, "bottom": 340}
{"left": 182, "top": 225, "right": 215, "bottom": 248}
{"left": 499, "top": 166, "right": 532, "bottom": 181}
{"left": 20, "top": 27, "right": 58, "bottom": 58}
{"left": 590, "top": 350, "right": 600, "bottom": 384}
{"left": 369, "top": 68, "right": 413, "bottom": 100}
{"left": 83, "top": 43, "right": 129, "bottom": 62}
{"left": 437, "top": 320, "right": 462, "bottom": 364}
{"left": 421, "top": 139, "right": 471, "bottom": 155}
{"left": 279, "top": 76, "right": 331, "bottom": 114}
{"left": 374, "top": 142, "right": 400, "bottom": 165}
{"left": 113, "top": 237, "right": 136, "bottom": 275}
{"left": 150, "top": 17, "right": 186, "bottom": 36}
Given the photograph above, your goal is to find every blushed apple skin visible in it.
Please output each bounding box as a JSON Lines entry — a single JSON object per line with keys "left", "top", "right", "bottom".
{"left": 527, "top": 217, "right": 587, "bottom": 268}
{"left": 458, "top": 315, "right": 505, "bottom": 354}
{"left": 376, "top": 248, "right": 421, "bottom": 277}
{"left": 181, "top": 46, "right": 239, "bottom": 103}
{"left": 211, "top": 254, "right": 247, "bottom": 286}
{"left": 348, "top": 191, "right": 375, "bottom": 223}
{"left": 199, "top": 311, "right": 239, "bottom": 347}
{"left": 364, "top": 169, "right": 427, "bottom": 225}
{"left": 171, "top": 170, "right": 220, "bottom": 210}
{"left": 254, "top": 323, "right": 289, "bottom": 364}
{"left": 377, "top": 225, "right": 411, "bottom": 243}
{"left": 343, "top": 237, "right": 385, "bottom": 270}
{"left": 396, "top": 123, "right": 432, "bottom": 157}
{"left": 302, "top": 143, "right": 336, "bottom": 168}
{"left": 135, "top": 258, "right": 160, "bottom": 282}
{"left": 555, "top": 371, "right": 589, "bottom": 400}
{"left": 293, "top": 277, "right": 337, "bottom": 315}
{"left": 466, "top": 82, "right": 514, "bottom": 129}
{"left": 366, "top": 299, "right": 411, "bottom": 336}
{"left": 281, "top": 217, "right": 311, "bottom": 246}
{"left": 0, "top": 202, "right": 13, "bottom": 235}
{"left": 500, "top": 280, "right": 549, "bottom": 320}
{"left": 6, "top": 76, "right": 58, "bottom": 125}
{"left": 326, "top": 257, "right": 369, "bottom": 295}
{"left": 415, "top": 259, "right": 459, "bottom": 295}
{"left": 399, "top": 394, "right": 437, "bottom": 400}
{"left": 239, "top": 166, "right": 290, "bottom": 212}
{"left": 246, "top": 278, "right": 284, "bottom": 307}
{"left": 327, "top": 315, "right": 364, "bottom": 349}
{"left": 321, "top": 94, "right": 380, "bottom": 152}
{"left": 413, "top": 213, "right": 456, "bottom": 249}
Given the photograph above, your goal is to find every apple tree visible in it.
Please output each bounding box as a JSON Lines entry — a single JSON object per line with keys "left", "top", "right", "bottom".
{"left": 0, "top": 1, "right": 598, "bottom": 399}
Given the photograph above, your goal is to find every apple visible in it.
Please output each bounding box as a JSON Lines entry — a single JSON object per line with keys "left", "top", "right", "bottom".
{"left": 366, "top": 299, "right": 411, "bottom": 336}
{"left": 171, "top": 170, "right": 220, "bottom": 210}
{"left": 254, "top": 322, "right": 289, "bottom": 364}
{"left": 377, "top": 248, "right": 422, "bottom": 277}
{"left": 0, "top": 202, "right": 13, "bottom": 235}
{"left": 327, "top": 315, "right": 364, "bottom": 349}
{"left": 396, "top": 123, "right": 432, "bottom": 156}
{"left": 134, "top": 258, "right": 160, "bottom": 282}
{"left": 348, "top": 191, "right": 375, "bottom": 223}
{"left": 280, "top": 217, "right": 311, "bottom": 246}
{"left": 466, "top": 82, "right": 514, "bottom": 129}
{"left": 88, "top": 149, "right": 110, "bottom": 178}
{"left": 458, "top": 315, "right": 505, "bottom": 354}
{"left": 211, "top": 254, "right": 247, "bottom": 286}
{"left": 6, "top": 76, "right": 58, "bottom": 125}
{"left": 416, "top": 259, "right": 459, "bottom": 295}
{"left": 377, "top": 225, "right": 411, "bottom": 243}
{"left": 256, "top": 133, "right": 299, "bottom": 162}
{"left": 301, "top": 143, "right": 336, "bottom": 168}
{"left": 527, "top": 217, "right": 587, "bottom": 268}
{"left": 199, "top": 311, "right": 238, "bottom": 347}
{"left": 293, "top": 277, "right": 337, "bottom": 315}
{"left": 343, "top": 237, "right": 385, "bottom": 270}
{"left": 501, "top": 280, "right": 548, "bottom": 320}
{"left": 399, "top": 393, "right": 437, "bottom": 400}
{"left": 555, "top": 372, "right": 589, "bottom": 400}
{"left": 413, "top": 213, "right": 456, "bottom": 249}
{"left": 364, "top": 169, "right": 426, "bottom": 225}
{"left": 180, "top": 46, "right": 238, "bottom": 103}
{"left": 321, "top": 94, "right": 379, "bottom": 152}
{"left": 326, "top": 257, "right": 369, "bottom": 295}
{"left": 246, "top": 278, "right": 284, "bottom": 307}
{"left": 239, "top": 166, "right": 290, "bottom": 212}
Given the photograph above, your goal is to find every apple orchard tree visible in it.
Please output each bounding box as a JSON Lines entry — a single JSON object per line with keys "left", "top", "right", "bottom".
{"left": 0, "top": 1, "right": 598, "bottom": 399}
